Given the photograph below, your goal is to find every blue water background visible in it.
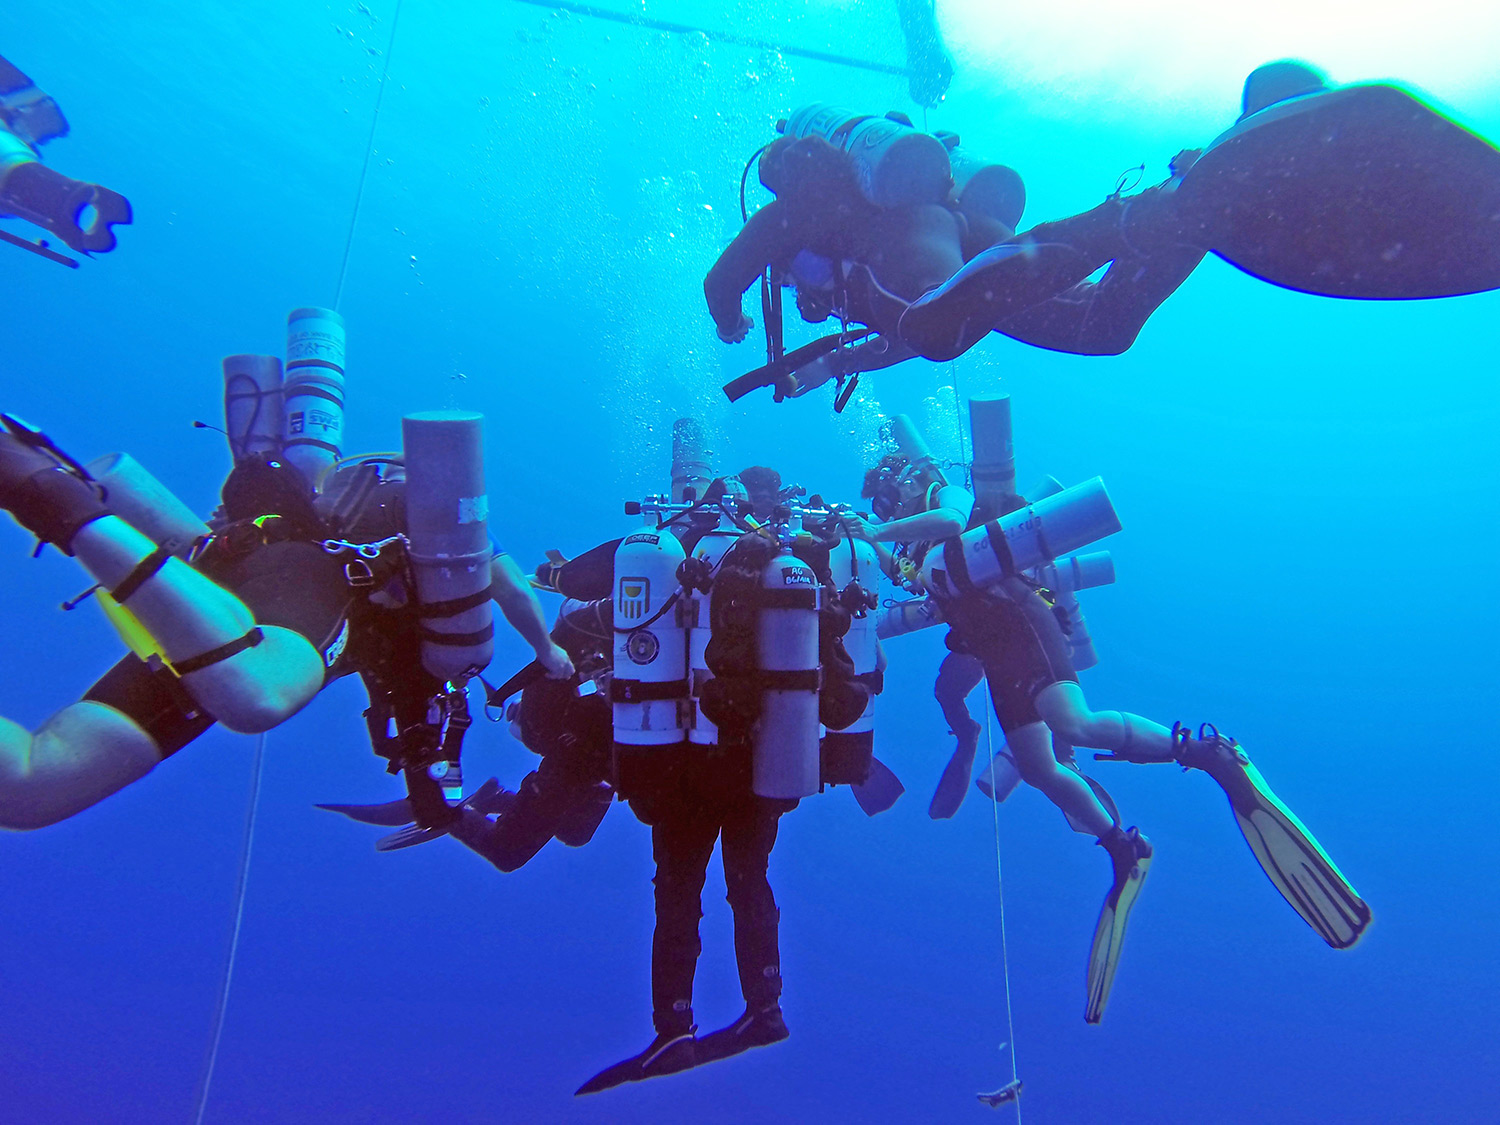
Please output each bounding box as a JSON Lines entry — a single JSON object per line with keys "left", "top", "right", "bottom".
{"left": 2, "top": 2, "right": 1497, "bottom": 1121}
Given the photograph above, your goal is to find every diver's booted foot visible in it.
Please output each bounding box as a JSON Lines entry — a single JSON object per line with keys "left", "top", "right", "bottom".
{"left": 1085, "top": 826, "right": 1152, "bottom": 1024}
{"left": 898, "top": 241, "right": 1092, "bottom": 362}
{"left": 695, "top": 1003, "right": 790, "bottom": 1065}
{"left": 929, "top": 726, "right": 980, "bottom": 819}
{"left": 1172, "top": 723, "right": 1372, "bottom": 949}
{"left": 575, "top": 1029, "right": 698, "bottom": 1096}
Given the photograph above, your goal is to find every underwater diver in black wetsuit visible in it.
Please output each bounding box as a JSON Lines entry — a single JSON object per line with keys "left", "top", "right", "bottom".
{"left": 710, "top": 61, "right": 1500, "bottom": 401}
{"left": 0, "top": 53, "right": 131, "bottom": 258}
{"left": 0, "top": 412, "right": 571, "bottom": 836}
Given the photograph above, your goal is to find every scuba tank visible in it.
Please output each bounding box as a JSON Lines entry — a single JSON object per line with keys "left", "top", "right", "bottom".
{"left": 611, "top": 525, "right": 688, "bottom": 746}
{"left": 84, "top": 452, "right": 210, "bottom": 558}
{"left": 1033, "top": 550, "right": 1115, "bottom": 671}
{"left": 753, "top": 546, "right": 822, "bottom": 800}
{"left": 223, "top": 354, "right": 284, "bottom": 461}
{"left": 283, "top": 306, "right": 346, "bottom": 487}
{"left": 935, "top": 133, "right": 1027, "bottom": 232}
{"left": 401, "top": 411, "right": 495, "bottom": 683}
{"left": 876, "top": 594, "right": 945, "bottom": 639}
{"left": 781, "top": 104, "right": 953, "bottom": 209}
{"left": 968, "top": 395, "right": 1017, "bottom": 511}
{"left": 825, "top": 535, "right": 880, "bottom": 738}
{"left": 671, "top": 417, "right": 713, "bottom": 503}
{"left": 921, "top": 477, "right": 1122, "bottom": 600}
{"left": 685, "top": 517, "right": 742, "bottom": 747}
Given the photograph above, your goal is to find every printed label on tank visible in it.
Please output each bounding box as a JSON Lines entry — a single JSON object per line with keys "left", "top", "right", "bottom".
{"left": 781, "top": 566, "right": 815, "bottom": 586}
{"left": 625, "top": 629, "right": 660, "bottom": 666}
{"left": 458, "top": 494, "right": 489, "bottom": 524}
{"left": 618, "top": 576, "right": 650, "bottom": 620}
{"left": 623, "top": 532, "right": 659, "bottom": 546}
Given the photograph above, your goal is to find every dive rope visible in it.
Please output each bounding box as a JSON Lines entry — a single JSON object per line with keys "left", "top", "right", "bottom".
{"left": 196, "top": 4, "right": 407, "bottom": 1119}
{"left": 951, "top": 360, "right": 1023, "bottom": 1116}
{"left": 191, "top": 731, "right": 267, "bottom": 1125}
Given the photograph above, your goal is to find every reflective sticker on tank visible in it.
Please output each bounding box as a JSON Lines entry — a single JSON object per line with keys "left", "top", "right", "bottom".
{"left": 324, "top": 619, "right": 349, "bottom": 668}
{"left": 618, "top": 576, "right": 650, "bottom": 620}
{"left": 622, "top": 532, "right": 660, "bottom": 546}
{"left": 781, "top": 566, "right": 816, "bottom": 586}
{"left": 625, "top": 629, "right": 660, "bottom": 665}
{"left": 457, "top": 494, "right": 489, "bottom": 524}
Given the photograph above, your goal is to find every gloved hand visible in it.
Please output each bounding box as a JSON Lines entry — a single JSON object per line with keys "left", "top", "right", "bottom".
{"left": 716, "top": 313, "right": 753, "bottom": 344}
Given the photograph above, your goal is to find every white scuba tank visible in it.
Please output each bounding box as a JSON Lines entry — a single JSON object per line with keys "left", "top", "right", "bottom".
{"left": 283, "top": 306, "right": 346, "bottom": 487}
{"left": 782, "top": 104, "right": 953, "bottom": 209}
{"left": 612, "top": 526, "right": 688, "bottom": 746}
{"left": 826, "top": 535, "right": 881, "bottom": 736}
{"left": 875, "top": 594, "right": 945, "bottom": 639}
{"left": 920, "top": 477, "right": 1122, "bottom": 601}
{"left": 968, "top": 395, "right": 1016, "bottom": 512}
{"left": 685, "top": 521, "right": 743, "bottom": 747}
{"left": 752, "top": 549, "right": 822, "bottom": 799}
{"left": 1032, "top": 551, "right": 1116, "bottom": 671}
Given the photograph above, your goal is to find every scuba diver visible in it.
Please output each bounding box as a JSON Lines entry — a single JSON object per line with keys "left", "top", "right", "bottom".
{"left": 570, "top": 454, "right": 874, "bottom": 1093}
{"left": 1, "top": 53, "right": 131, "bottom": 262}
{"left": 712, "top": 61, "right": 1500, "bottom": 403}
{"left": 0, "top": 309, "right": 570, "bottom": 836}
{"left": 860, "top": 411, "right": 1371, "bottom": 1022}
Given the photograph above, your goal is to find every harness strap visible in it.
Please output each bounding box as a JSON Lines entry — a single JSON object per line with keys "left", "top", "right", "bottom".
{"left": 110, "top": 544, "right": 174, "bottom": 604}
{"left": 419, "top": 622, "right": 494, "bottom": 647}
{"left": 612, "top": 678, "right": 690, "bottom": 703}
{"left": 419, "top": 584, "right": 494, "bottom": 619}
{"left": 174, "top": 627, "right": 265, "bottom": 676}
{"left": 761, "top": 669, "right": 821, "bottom": 691}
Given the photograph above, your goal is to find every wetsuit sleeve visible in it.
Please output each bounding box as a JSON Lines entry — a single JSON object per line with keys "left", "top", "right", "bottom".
{"left": 704, "top": 199, "right": 806, "bottom": 334}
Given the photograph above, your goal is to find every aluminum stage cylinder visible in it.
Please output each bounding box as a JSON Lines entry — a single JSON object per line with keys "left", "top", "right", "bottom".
{"left": 283, "top": 306, "right": 346, "bottom": 486}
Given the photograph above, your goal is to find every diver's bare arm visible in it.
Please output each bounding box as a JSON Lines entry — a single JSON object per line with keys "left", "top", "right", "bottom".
{"left": 491, "top": 554, "right": 573, "bottom": 676}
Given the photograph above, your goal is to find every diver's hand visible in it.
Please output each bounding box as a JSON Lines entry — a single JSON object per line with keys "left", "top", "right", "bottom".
{"left": 773, "top": 352, "right": 842, "bottom": 402}
{"left": 716, "top": 313, "right": 753, "bottom": 344}
{"left": 538, "top": 642, "right": 575, "bottom": 680}
{"left": 840, "top": 513, "right": 881, "bottom": 543}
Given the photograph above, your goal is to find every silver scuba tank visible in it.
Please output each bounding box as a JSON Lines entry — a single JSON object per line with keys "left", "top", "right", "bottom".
{"left": 1032, "top": 547, "right": 1116, "bottom": 672}
{"left": 401, "top": 411, "right": 495, "bottom": 682}
{"left": 968, "top": 395, "right": 1016, "bottom": 511}
{"left": 826, "top": 534, "right": 881, "bottom": 737}
{"left": 781, "top": 104, "right": 953, "bottom": 209}
{"left": 222, "top": 354, "right": 284, "bottom": 461}
{"left": 685, "top": 519, "right": 742, "bottom": 747}
{"left": 752, "top": 549, "right": 822, "bottom": 800}
{"left": 612, "top": 526, "right": 688, "bottom": 746}
{"left": 283, "top": 306, "right": 346, "bottom": 487}
{"left": 85, "top": 452, "right": 211, "bottom": 558}
{"left": 876, "top": 594, "right": 945, "bottom": 639}
{"left": 670, "top": 417, "right": 713, "bottom": 503}
{"left": 920, "top": 477, "right": 1122, "bottom": 600}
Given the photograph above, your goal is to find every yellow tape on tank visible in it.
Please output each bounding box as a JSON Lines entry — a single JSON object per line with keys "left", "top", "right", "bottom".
{"left": 96, "top": 590, "right": 169, "bottom": 665}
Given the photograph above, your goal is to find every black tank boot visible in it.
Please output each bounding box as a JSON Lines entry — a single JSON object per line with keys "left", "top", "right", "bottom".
{"left": 0, "top": 430, "right": 109, "bottom": 554}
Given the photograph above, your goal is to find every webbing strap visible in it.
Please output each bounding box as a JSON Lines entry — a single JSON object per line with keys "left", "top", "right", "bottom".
{"left": 110, "top": 544, "right": 174, "bottom": 604}
{"left": 612, "top": 678, "right": 689, "bottom": 703}
{"left": 419, "top": 622, "right": 495, "bottom": 647}
{"left": 174, "top": 627, "right": 264, "bottom": 676}
{"left": 419, "top": 584, "right": 493, "bottom": 619}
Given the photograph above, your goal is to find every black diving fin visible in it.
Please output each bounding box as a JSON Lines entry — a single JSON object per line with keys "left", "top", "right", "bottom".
{"left": 318, "top": 779, "right": 515, "bottom": 848}
{"left": 1178, "top": 83, "right": 1500, "bottom": 299}
{"left": 851, "top": 756, "right": 905, "bottom": 816}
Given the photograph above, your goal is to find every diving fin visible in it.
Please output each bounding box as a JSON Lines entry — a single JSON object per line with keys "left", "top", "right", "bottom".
{"left": 316, "top": 797, "right": 418, "bottom": 827}
{"left": 1085, "top": 826, "right": 1152, "bottom": 1025}
{"left": 694, "top": 1004, "right": 789, "bottom": 1065}
{"left": 575, "top": 1031, "right": 697, "bottom": 1096}
{"left": 929, "top": 733, "right": 979, "bottom": 820}
{"left": 1178, "top": 83, "right": 1500, "bottom": 298}
{"left": 978, "top": 1079, "right": 1023, "bottom": 1109}
{"left": 975, "top": 750, "right": 1022, "bottom": 803}
{"left": 851, "top": 756, "right": 905, "bottom": 816}
{"left": 1175, "top": 725, "right": 1371, "bottom": 949}
{"left": 552, "top": 783, "right": 614, "bottom": 847}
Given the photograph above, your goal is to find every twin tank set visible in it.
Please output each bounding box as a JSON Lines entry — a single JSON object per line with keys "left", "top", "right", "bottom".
{"left": 608, "top": 407, "right": 1123, "bottom": 803}
{"left": 76, "top": 308, "right": 498, "bottom": 767}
